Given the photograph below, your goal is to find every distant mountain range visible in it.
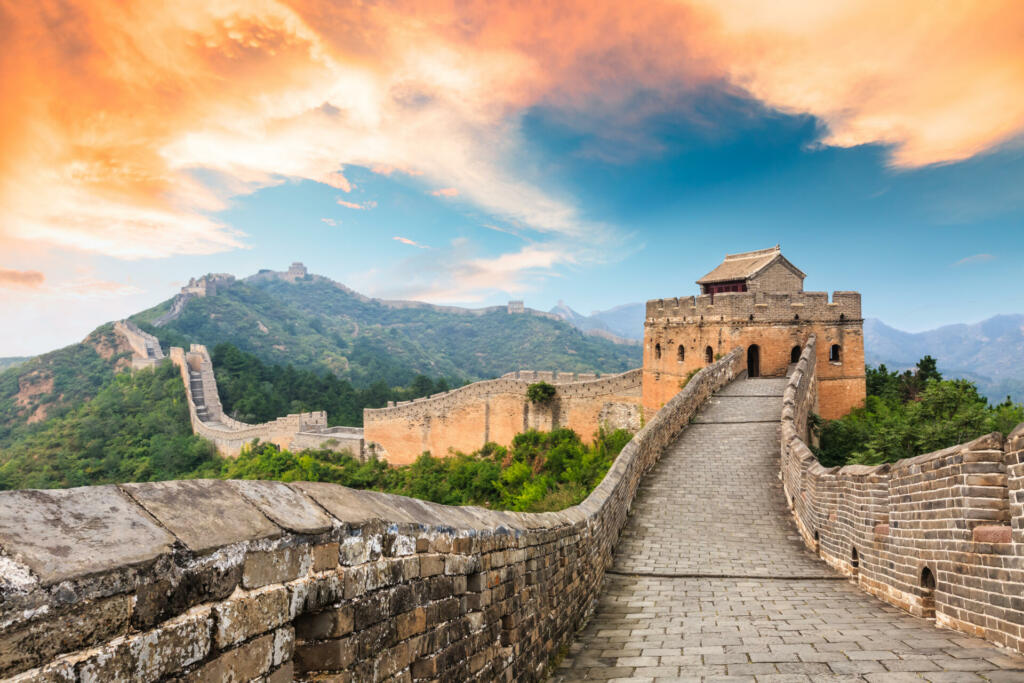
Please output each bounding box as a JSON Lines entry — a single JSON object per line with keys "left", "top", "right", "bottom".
{"left": 548, "top": 302, "right": 645, "bottom": 341}
{"left": 865, "top": 315, "right": 1024, "bottom": 404}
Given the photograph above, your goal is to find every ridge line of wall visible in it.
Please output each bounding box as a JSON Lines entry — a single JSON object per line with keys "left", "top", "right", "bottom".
{"left": 780, "top": 336, "right": 1024, "bottom": 655}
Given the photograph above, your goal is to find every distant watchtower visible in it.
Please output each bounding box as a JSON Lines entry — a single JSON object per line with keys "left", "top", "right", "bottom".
{"left": 284, "top": 262, "right": 308, "bottom": 282}
{"left": 643, "top": 246, "right": 865, "bottom": 420}
{"left": 507, "top": 300, "right": 525, "bottom": 314}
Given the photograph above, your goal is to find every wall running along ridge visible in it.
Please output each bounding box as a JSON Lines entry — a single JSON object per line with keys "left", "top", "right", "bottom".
{"left": 0, "top": 350, "right": 745, "bottom": 682}
{"left": 781, "top": 336, "right": 1024, "bottom": 655}
{"left": 112, "top": 321, "right": 165, "bottom": 371}
{"left": 168, "top": 344, "right": 365, "bottom": 459}
{"left": 363, "top": 369, "right": 643, "bottom": 465}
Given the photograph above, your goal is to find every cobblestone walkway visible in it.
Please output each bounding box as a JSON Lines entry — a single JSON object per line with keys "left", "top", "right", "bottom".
{"left": 555, "top": 378, "right": 1024, "bottom": 682}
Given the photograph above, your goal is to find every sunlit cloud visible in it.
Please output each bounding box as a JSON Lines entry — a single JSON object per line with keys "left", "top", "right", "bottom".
{"left": 953, "top": 253, "right": 995, "bottom": 267}
{"left": 337, "top": 199, "right": 376, "bottom": 210}
{"left": 321, "top": 217, "right": 338, "bottom": 226}
{"left": 0, "top": 268, "right": 45, "bottom": 290}
{"left": 393, "top": 236, "right": 428, "bottom": 249}
{"left": 2, "top": 0, "right": 1023, "bottom": 278}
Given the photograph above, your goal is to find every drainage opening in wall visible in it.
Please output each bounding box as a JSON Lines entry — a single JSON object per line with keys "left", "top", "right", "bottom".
{"left": 920, "top": 566, "right": 937, "bottom": 619}
{"left": 850, "top": 546, "right": 859, "bottom": 574}
{"left": 813, "top": 530, "right": 820, "bottom": 555}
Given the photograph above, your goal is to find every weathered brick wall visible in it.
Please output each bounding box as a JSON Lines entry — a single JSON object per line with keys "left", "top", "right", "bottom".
{"left": 643, "top": 291, "right": 865, "bottom": 420}
{"left": 781, "top": 336, "right": 1024, "bottom": 654}
{"left": 0, "top": 350, "right": 743, "bottom": 682}
{"left": 363, "top": 370, "right": 643, "bottom": 465}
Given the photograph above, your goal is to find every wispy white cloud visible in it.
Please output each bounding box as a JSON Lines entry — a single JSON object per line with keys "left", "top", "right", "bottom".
{"left": 321, "top": 217, "right": 338, "bottom": 226}
{"left": 953, "top": 253, "right": 995, "bottom": 266}
{"left": 430, "top": 187, "right": 459, "bottom": 198}
{"left": 337, "top": 199, "right": 377, "bottom": 210}
{"left": 393, "top": 236, "right": 428, "bottom": 249}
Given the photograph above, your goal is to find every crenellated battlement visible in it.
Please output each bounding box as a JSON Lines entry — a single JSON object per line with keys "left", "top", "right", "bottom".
{"left": 645, "top": 290, "right": 862, "bottom": 324}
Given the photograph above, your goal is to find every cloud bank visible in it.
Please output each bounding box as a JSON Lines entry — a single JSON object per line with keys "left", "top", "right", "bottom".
{"left": 2, "top": 0, "right": 1023, "bottom": 300}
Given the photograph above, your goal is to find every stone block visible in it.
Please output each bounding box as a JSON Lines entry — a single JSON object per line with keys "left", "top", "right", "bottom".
{"left": 177, "top": 632, "right": 274, "bottom": 682}
{"left": 214, "top": 585, "right": 290, "bottom": 649}
{"left": 0, "top": 485, "right": 174, "bottom": 585}
{"left": 133, "top": 561, "right": 242, "bottom": 629}
{"left": 78, "top": 609, "right": 212, "bottom": 682}
{"left": 273, "top": 625, "right": 295, "bottom": 666}
{"left": 229, "top": 480, "right": 334, "bottom": 534}
{"left": 123, "top": 480, "right": 281, "bottom": 553}
{"left": 312, "top": 542, "right": 340, "bottom": 572}
{"left": 294, "top": 637, "right": 357, "bottom": 673}
{"left": 263, "top": 661, "right": 294, "bottom": 683}
{"left": 295, "top": 606, "right": 354, "bottom": 640}
{"left": 5, "top": 660, "right": 76, "bottom": 682}
{"left": 288, "top": 572, "right": 344, "bottom": 617}
{"left": 0, "top": 595, "right": 132, "bottom": 677}
{"left": 420, "top": 554, "right": 445, "bottom": 577}
{"left": 243, "top": 546, "right": 311, "bottom": 589}
{"left": 973, "top": 525, "right": 1013, "bottom": 543}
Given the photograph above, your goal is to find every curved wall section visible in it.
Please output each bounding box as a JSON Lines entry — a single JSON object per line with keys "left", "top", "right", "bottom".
{"left": 781, "top": 336, "right": 1024, "bottom": 655}
{"left": 0, "top": 350, "right": 743, "bottom": 682}
{"left": 363, "top": 369, "right": 643, "bottom": 464}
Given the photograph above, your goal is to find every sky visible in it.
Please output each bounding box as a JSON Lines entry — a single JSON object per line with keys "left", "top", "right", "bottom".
{"left": 1, "top": 1, "right": 1023, "bottom": 356}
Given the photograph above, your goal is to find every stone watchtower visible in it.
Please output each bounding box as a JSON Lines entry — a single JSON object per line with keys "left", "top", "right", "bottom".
{"left": 642, "top": 246, "right": 866, "bottom": 420}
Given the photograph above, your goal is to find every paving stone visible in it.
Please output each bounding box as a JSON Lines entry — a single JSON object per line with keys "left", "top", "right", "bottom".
{"left": 554, "top": 378, "right": 1024, "bottom": 682}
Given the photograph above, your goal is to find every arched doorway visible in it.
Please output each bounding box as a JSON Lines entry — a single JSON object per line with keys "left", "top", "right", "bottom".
{"left": 791, "top": 345, "right": 801, "bottom": 363}
{"left": 747, "top": 345, "right": 760, "bottom": 377}
{"left": 705, "top": 346, "right": 713, "bottom": 365}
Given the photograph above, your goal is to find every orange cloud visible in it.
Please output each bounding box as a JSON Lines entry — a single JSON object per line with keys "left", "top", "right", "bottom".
{"left": 0, "top": 268, "right": 45, "bottom": 290}
{"left": 431, "top": 188, "right": 459, "bottom": 198}
{"left": 2, "top": 0, "right": 1022, "bottom": 269}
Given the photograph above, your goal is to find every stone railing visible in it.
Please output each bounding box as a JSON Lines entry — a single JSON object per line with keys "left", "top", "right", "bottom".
{"left": 781, "top": 335, "right": 1024, "bottom": 655}
{"left": 0, "top": 349, "right": 744, "bottom": 682}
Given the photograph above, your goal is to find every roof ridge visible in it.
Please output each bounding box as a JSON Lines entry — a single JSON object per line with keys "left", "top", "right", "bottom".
{"left": 722, "top": 245, "right": 780, "bottom": 261}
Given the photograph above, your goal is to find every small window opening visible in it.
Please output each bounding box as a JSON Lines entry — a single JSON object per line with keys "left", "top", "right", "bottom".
{"left": 920, "top": 566, "right": 937, "bottom": 618}
{"left": 850, "top": 546, "right": 859, "bottom": 574}
{"left": 813, "top": 530, "right": 820, "bottom": 555}
{"left": 705, "top": 346, "right": 713, "bottom": 365}
{"left": 794, "top": 313, "right": 800, "bottom": 320}
{"left": 677, "top": 345, "right": 685, "bottom": 362}
{"left": 830, "top": 344, "right": 842, "bottom": 362}
{"left": 839, "top": 313, "right": 846, "bottom": 321}
{"left": 791, "top": 345, "right": 801, "bottom": 363}
{"left": 748, "top": 314, "right": 754, "bottom": 321}
{"left": 654, "top": 343, "right": 662, "bottom": 360}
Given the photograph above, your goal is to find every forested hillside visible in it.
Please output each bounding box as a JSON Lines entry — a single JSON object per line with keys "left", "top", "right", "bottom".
{"left": 132, "top": 273, "right": 641, "bottom": 387}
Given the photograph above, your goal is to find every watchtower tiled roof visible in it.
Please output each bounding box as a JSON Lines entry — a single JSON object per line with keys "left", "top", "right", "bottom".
{"left": 696, "top": 245, "right": 805, "bottom": 285}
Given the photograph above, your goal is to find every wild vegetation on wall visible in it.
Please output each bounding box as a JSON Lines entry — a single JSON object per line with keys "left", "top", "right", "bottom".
{"left": 816, "top": 356, "right": 1024, "bottom": 467}
{"left": 213, "top": 427, "right": 633, "bottom": 512}
{"left": 132, "top": 276, "right": 640, "bottom": 387}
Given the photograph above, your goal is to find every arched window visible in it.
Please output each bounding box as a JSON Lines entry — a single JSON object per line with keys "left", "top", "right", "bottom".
{"left": 705, "top": 346, "right": 713, "bottom": 365}
{"left": 677, "top": 345, "right": 685, "bottom": 362}
{"left": 791, "top": 345, "right": 801, "bottom": 363}
{"left": 830, "top": 344, "right": 842, "bottom": 362}
{"left": 654, "top": 343, "right": 662, "bottom": 360}
{"left": 920, "top": 566, "right": 937, "bottom": 618}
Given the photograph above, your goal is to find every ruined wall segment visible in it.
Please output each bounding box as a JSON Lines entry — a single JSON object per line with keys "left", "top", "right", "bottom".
{"left": 0, "top": 351, "right": 744, "bottom": 682}
{"left": 363, "top": 369, "right": 643, "bottom": 464}
{"left": 113, "top": 320, "right": 165, "bottom": 370}
{"left": 781, "top": 336, "right": 1024, "bottom": 656}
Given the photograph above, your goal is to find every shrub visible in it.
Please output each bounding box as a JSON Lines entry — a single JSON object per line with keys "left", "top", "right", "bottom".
{"left": 526, "top": 382, "right": 557, "bottom": 404}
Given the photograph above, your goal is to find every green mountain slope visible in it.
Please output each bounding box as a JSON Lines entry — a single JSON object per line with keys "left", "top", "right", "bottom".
{"left": 133, "top": 272, "right": 641, "bottom": 386}
{"left": 0, "top": 325, "right": 132, "bottom": 447}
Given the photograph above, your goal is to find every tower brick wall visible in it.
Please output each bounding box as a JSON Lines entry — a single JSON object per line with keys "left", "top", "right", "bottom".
{"left": 642, "top": 290, "right": 866, "bottom": 419}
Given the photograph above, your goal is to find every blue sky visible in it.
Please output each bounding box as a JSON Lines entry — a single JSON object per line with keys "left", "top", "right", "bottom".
{"left": 3, "top": 1, "right": 1023, "bottom": 356}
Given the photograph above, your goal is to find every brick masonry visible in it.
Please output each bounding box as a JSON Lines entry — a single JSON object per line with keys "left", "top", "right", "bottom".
{"left": 782, "top": 336, "right": 1024, "bottom": 657}
{"left": 555, "top": 371, "right": 1024, "bottom": 681}
{"left": 0, "top": 351, "right": 745, "bottom": 682}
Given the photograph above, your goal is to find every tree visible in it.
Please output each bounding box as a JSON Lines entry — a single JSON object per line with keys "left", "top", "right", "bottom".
{"left": 526, "top": 382, "right": 556, "bottom": 404}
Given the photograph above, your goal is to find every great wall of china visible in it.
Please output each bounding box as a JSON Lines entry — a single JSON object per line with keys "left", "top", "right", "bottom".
{"left": 2, "top": 249, "right": 1022, "bottom": 680}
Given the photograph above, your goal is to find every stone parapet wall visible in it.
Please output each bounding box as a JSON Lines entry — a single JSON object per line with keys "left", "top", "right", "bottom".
{"left": 781, "top": 336, "right": 1024, "bottom": 655}
{"left": 646, "top": 290, "right": 861, "bottom": 323}
{"left": 0, "top": 349, "right": 744, "bottom": 682}
{"left": 363, "top": 370, "right": 643, "bottom": 464}
{"left": 113, "top": 320, "right": 165, "bottom": 370}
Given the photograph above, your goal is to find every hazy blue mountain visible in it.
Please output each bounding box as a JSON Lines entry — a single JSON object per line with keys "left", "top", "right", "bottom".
{"left": 550, "top": 301, "right": 645, "bottom": 341}
{"left": 865, "top": 315, "right": 1024, "bottom": 403}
